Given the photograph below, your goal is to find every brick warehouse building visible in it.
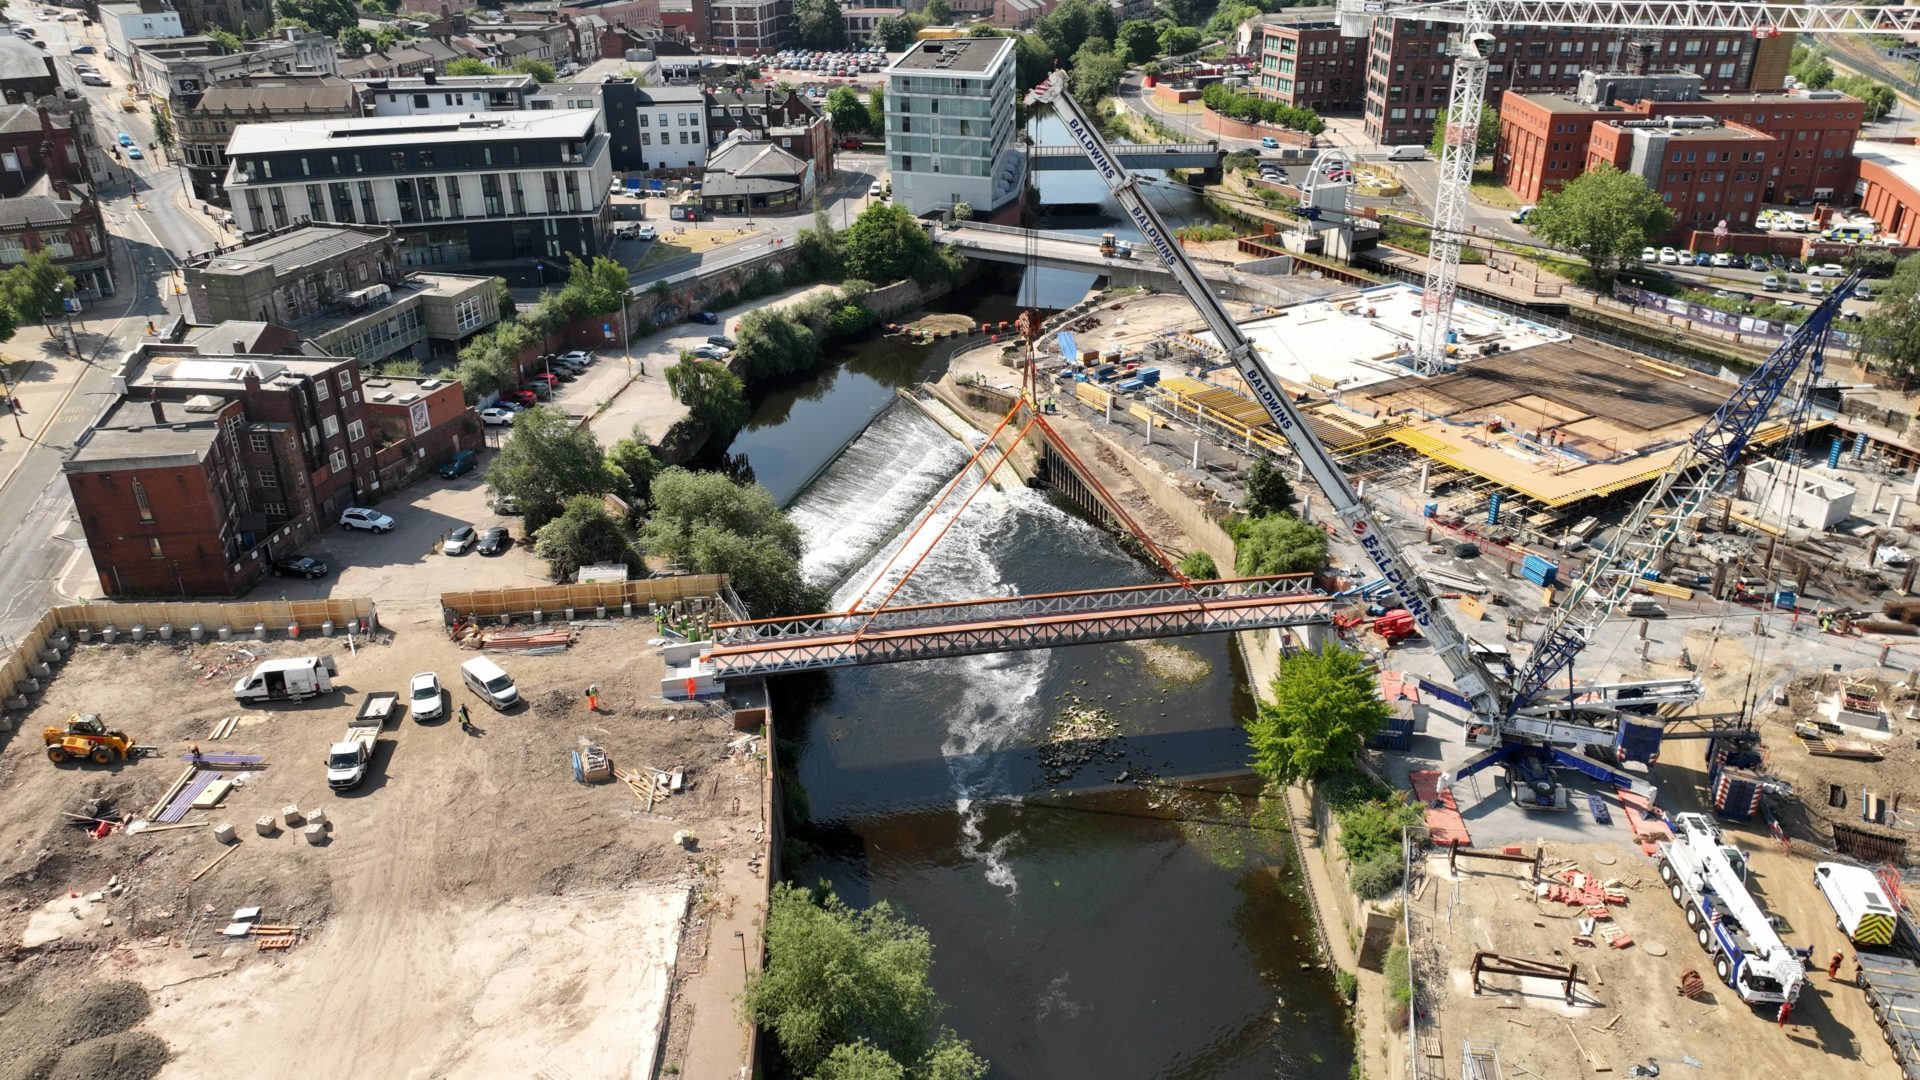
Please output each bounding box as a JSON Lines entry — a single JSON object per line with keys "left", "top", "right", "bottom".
{"left": 1495, "top": 71, "right": 1866, "bottom": 222}
{"left": 65, "top": 348, "right": 476, "bottom": 597}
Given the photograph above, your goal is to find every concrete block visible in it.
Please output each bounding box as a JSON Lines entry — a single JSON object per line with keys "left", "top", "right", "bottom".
{"left": 532, "top": 609, "right": 543, "bottom": 624}
{"left": 596, "top": 605, "right": 606, "bottom": 619}
{"left": 99, "top": 626, "right": 115, "bottom": 643}
{"left": 189, "top": 624, "right": 205, "bottom": 642}
{"left": 30, "top": 663, "right": 50, "bottom": 678}
{"left": 74, "top": 628, "right": 92, "bottom": 643}
{"left": 216, "top": 625, "right": 232, "bottom": 641}
{"left": 254, "top": 817, "right": 277, "bottom": 837}
{"left": 252, "top": 623, "right": 267, "bottom": 639}
{"left": 158, "top": 623, "right": 173, "bottom": 641}
{"left": 321, "top": 620, "right": 334, "bottom": 637}
{"left": 212, "top": 823, "right": 237, "bottom": 844}
{"left": 282, "top": 805, "right": 305, "bottom": 828}
{"left": 302, "top": 823, "right": 326, "bottom": 845}
{"left": 19, "top": 678, "right": 39, "bottom": 694}
{"left": 305, "top": 808, "right": 327, "bottom": 829}
{"left": 128, "top": 625, "right": 144, "bottom": 642}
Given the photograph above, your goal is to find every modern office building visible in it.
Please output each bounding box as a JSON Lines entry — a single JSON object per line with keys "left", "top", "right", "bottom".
{"left": 178, "top": 76, "right": 361, "bottom": 204}
{"left": 884, "top": 36, "right": 1021, "bottom": 219}
{"left": 355, "top": 71, "right": 540, "bottom": 116}
{"left": 222, "top": 109, "right": 614, "bottom": 267}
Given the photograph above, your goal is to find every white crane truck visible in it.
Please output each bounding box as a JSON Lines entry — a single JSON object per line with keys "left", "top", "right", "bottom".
{"left": 1657, "top": 812, "right": 1804, "bottom": 1009}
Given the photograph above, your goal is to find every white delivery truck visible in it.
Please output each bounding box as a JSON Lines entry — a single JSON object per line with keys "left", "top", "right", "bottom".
{"left": 233, "top": 655, "right": 338, "bottom": 703}
{"left": 1814, "top": 862, "right": 1899, "bottom": 947}
{"left": 326, "top": 691, "right": 396, "bottom": 790}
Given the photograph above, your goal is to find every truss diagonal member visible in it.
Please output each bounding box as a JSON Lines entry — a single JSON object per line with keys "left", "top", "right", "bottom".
{"left": 1031, "top": 412, "right": 1195, "bottom": 588}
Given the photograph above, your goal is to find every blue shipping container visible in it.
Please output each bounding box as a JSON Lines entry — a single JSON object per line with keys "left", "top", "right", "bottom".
{"left": 1136, "top": 368, "right": 1161, "bottom": 385}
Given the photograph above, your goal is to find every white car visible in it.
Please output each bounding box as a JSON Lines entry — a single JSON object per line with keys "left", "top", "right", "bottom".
{"left": 1807, "top": 280, "right": 1826, "bottom": 297}
{"left": 409, "top": 672, "right": 443, "bottom": 721}
{"left": 691, "top": 344, "right": 730, "bottom": 360}
{"left": 869, "top": 181, "right": 883, "bottom": 197}
{"left": 1710, "top": 252, "right": 1733, "bottom": 267}
{"left": 79, "top": 72, "right": 109, "bottom": 86}
{"left": 1658, "top": 246, "right": 1680, "bottom": 265}
{"left": 444, "top": 525, "right": 477, "bottom": 555}
{"left": 1640, "top": 246, "right": 1659, "bottom": 263}
{"left": 339, "top": 507, "right": 395, "bottom": 532}
{"left": 557, "top": 350, "right": 592, "bottom": 366}
{"left": 1807, "top": 263, "right": 1845, "bottom": 277}
{"left": 479, "top": 406, "right": 517, "bottom": 425}
{"left": 636, "top": 223, "right": 656, "bottom": 241}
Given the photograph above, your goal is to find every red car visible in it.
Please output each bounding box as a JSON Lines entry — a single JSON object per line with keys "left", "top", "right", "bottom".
{"left": 527, "top": 372, "right": 560, "bottom": 389}
{"left": 501, "top": 389, "right": 537, "bottom": 407}
{"left": 840, "top": 136, "right": 863, "bottom": 150}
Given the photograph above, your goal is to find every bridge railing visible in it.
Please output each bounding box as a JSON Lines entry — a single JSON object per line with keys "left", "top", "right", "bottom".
{"left": 711, "top": 575, "right": 1321, "bottom": 645}
{"left": 946, "top": 220, "right": 1107, "bottom": 247}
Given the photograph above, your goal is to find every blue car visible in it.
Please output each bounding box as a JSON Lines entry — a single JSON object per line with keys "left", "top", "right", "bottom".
{"left": 691, "top": 310, "right": 719, "bottom": 324}
{"left": 1260, "top": 136, "right": 1279, "bottom": 149}
{"left": 438, "top": 449, "right": 478, "bottom": 479}
{"left": 72, "top": 45, "right": 96, "bottom": 54}
{"left": 116, "top": 132, "right": 132, "bottom": 146}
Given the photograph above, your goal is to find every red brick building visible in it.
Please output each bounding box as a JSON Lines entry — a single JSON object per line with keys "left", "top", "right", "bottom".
{"left": 1251, "top": 18, "right": 1365, "bottom": 114}
{"left": 1587, "top": 117, "right": 1777, "bottom": 234}
{"left": 65, "top": 348, "right": 476, "bottom": 597}
{"left": 1855, "top": 141, "right": 1920, "bottom": 249}
{"left": 1496, "top": 74, "right": 1866, "bottom": 213}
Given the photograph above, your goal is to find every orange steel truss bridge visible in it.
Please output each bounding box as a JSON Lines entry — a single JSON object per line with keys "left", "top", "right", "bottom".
{"left": 704, "top": 394, "right": 1335, "bottom": 680}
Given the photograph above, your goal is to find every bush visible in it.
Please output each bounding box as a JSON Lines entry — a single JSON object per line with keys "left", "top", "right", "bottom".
{"left": 1177, "top": 550, "right": 1217, "bottom": 578}
{"left": 1334, "top": 796, "right": 1421, "bottom": 865}
{"left": 1334, "top": 969, "right": 1359, "bottom": 1004}
{"left": 1348, "top": 852, "right": 1404, "bottom": 900}
{"left": 1385, "top": 942, "right": 1412, "bottom": 1007}
{"left": 1200, "top": 83, "right": 1325, "bottom": 134}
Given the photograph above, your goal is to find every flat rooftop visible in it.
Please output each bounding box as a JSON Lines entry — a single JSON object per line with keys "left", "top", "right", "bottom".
{"left": 1194, "top": 283, "right": 1568, "bottom": 394}
{"left": 890, "top": 36, "right": 1011, "bottom": 75}
{"left": 225, "top": 109, "right": 598, "bottom": 155}
{"left": 191, "top": 224, "right": 387, "bottom": 276}
{"left": 67, "top": 398, "right": 222, "bottom": 471}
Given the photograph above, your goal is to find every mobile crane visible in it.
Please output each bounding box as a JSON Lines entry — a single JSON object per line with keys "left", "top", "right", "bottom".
{"left": 1025, "top": 70, "right": 1855, "bottom": 797}
{"left": 1659, "top": 812, "right": 1805, "bottom": 1009}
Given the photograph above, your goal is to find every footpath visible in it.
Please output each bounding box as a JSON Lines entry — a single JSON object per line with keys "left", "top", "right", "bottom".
{"left": 0, "top": 326, "right": 99, "bottom": 495}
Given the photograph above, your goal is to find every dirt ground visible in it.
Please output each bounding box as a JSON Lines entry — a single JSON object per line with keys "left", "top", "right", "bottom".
{"left": 0, "top": 611, "right": 765, "bottom": 1079}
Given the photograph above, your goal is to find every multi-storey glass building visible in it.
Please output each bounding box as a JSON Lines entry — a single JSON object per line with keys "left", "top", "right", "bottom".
{"left": 884, "top": 37, "right": 1022, "bottom": 218}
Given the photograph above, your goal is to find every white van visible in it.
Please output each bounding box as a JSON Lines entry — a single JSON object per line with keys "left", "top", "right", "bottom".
{"left": 1388, "top": 145, "right": 1427, "bottom": 161}
{"left": 460, "top": 656, "right": 519, "bottom": 710}
{"left": 1814, "top": 862, "right": 1897, "bottom": 946}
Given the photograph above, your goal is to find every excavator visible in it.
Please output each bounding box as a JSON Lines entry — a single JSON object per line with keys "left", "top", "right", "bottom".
{"left": 43, "top": 713, "right": 152, "bottom": 765}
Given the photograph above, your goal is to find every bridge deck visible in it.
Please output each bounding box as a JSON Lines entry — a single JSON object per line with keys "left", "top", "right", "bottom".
{"left": 706, "top": 577, "right": 1333, "bottom": 678}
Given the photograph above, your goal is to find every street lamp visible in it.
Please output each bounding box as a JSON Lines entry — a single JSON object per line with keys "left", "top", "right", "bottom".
{"left": 53, "top": 283, "right": 77, "bottom": 357}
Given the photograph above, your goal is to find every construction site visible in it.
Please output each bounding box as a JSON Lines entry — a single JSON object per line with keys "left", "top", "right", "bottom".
{"left": 0, "top": 593, "right": 764, "bottom": 1079}
{"left": 935, "top": 258, "right": 1920, "bottom": 1079}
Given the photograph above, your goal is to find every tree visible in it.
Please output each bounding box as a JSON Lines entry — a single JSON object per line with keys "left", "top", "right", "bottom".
{"left": 795, "top": 0, "right": 848, "bottom": 48}
{"left": 1157, "top": 23, "right": 1202, "bottom": 57}
{"left": 1115, "top": 19, "right": 1160, "bottom": 64}
{"left": 1242, "top": 456, "right": 1294, "bottom": 517}
{"left": 1427, "top": 103, "right": 1500, "bottom": 160}
{"left": 562, "top": 253, "right": 631, "bottom": 315}
{"left": 0, "top": 251, "right": 73, "bottom": 325}
{"left": 1203, "top": 1, "right": 1261, "bottom": 40}
{"left": 1833, "top": 73, "right": 1897, "bottom": 121}
{"left": 841, "top": 203, "right": 937, "bottom": 283}
{"left": 533, "top": 495, "right": 641, "bottom": 581}
{"left": 922, "top": 0, "right": 951, "bottom": 23}
{"left": 1789, "top": 45, "right": 1834, "bottom": 89}
{"left": 866, "top": 86, "right": 885, "bottom": 134}
{"left": 1068, "top": 40, "right": 1125, "bottom": 102}
{"left": 206, "top": 27, "right": 242, "bottom": 51}
{"left": 605, "top": 427, "right": 660, "bottom": 506}
{"left": 827, "top": 86, "right": 869, "bottom": 135}
{"left": 485, "top": 406, "right": 612, "bottom": 533}
{"left": 509, "top": 58, "right": 556, "bottom": 83}
{"left": 150, "top": 106, "right": 174, "bottom": 156}
{"left": 741, "top": 882, "right": 987, "bottom": 1076}
{"left": 1233, "top": 513, "right": 1327, "bottom": 576}
{"left": 734, "top": 308, "right": 820, "bottom": 382}
{"left": 641, "top": 468, "right": 819, "bottom": 614}
{"left": 1247, "top": 643, "right": 1392, "bottom": 785}
{"left": 491, "top": 276, "right": 516, "bottom": 322}
{"left": 444, "top": 57, "right": 497, "bottom": 76}
{"left": 873, "top": 13, "right": 916, "bottom": 50}
{"left": 1032, "top": 0, "right": 1113, "bottom": 60}
{"left": 1177, "top": 550, "right": 1217, "bottom": 578}
{"left": 373, "top": 24, "right": 410, "bottom": 49}
{"left": 336, "top": 26, "right": 374, "bottom": 54}
{"left": 950, "top": 201, "right": 972, "bottom": 221}
{"left": 274, "top": 0, "right": 358, "bottom": 35}
{"left": 814, "top": 1043, "right": 906, "bottom": 1080}
{"left": 1526, "top": 164, "right": 1674, "bottom": 284}
{"left": 666, "top": 358, "right": 750, "bottom": 434}
{"left": 1859, "top": 254, "right": 1920, "bottom": 379}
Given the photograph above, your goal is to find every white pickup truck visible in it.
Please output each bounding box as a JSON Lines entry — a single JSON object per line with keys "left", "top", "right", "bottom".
{"left": 327, "top": 691, "right": 395, "bottom": 790}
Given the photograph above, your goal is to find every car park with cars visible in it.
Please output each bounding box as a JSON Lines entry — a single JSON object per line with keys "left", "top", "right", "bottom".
{"left": 340, "top": 507, "right": 395, "bottom": 532}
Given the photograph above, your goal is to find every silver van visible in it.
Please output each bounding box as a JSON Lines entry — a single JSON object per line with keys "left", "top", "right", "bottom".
{"left": 1388, "top": 145, "right": 1427, "bottom": 161}
{"left": 460, "top": 656, "right": 519, "bottom": 710}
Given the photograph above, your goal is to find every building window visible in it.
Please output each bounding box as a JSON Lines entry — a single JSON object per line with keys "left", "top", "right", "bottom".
{"left": 413, "top": 94, "right": 429, "bottom": 108}
{"left": 347, "top": 419, "right": 365, "bottom": 442}
{"left": 149, "top": 538, "right": 164, "bottom": 559}
{"left": 314, "top": 379, "right": 330, "bottom": 402}
{"left": 248, "top": 432, "right": 269, "bottom": 453}
{"left": 258, "top": 468, "right": 278, "bottom": 488}
{"left": 330, "top": 449, "right": 348, "bottom": 474}
{"left": 338, "top": 371, "right": 352, "bottom": 393}
{"left": 131, "top": 477, "right": 153, "bottom": 522}
{"left": 323, "top": 414, "right": 340, "bottom": 437}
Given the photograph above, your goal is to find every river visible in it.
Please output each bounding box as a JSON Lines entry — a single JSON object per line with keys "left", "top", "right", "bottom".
{"left": 723, "top": 138, "right": 1354, "bottom": 1079}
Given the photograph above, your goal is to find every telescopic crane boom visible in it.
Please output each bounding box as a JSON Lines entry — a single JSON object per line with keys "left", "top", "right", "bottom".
{"left": 1024, "top": 72, "right": 1505, "bottom": 719}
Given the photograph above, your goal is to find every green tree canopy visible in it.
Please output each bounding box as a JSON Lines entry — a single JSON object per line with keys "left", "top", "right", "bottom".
{"left": 206, "top": 27, "right": 242, "bottom": 51}
{"left": 796, "top": 0, "right": 848, "bottom": 48}
{"left": 922, "top": 0, "right": 951, "bottom": 22}
{"left": 533, "top": 495, "right": 641, "bottom": 581}
{"left": 641, "top": 468, "right": 819, "bottom": 614}
{"left": 1158, "top": 23, "right": 1202, "bottom": 57}
{"left": 742, "top": 882, "right": 987, "bottom": 1077}
{"left": 337, "top": 26, "right": 373, "bottom": 53}
{"left": 734, "top": 308, "right": 821, "bottom": 382}
{"left": 1233, "top": 513, "right": 1327, "bottom": 576}
{"left": 1177, "top": 550, "right": 1218, "bottom": 579}
{"left": 666, "top": 358, "right": 750, "bottom": 434}
{"left": 1788, "top": 44, "right": 1834, "bottom": 89}
{"left": 275, "top": 0, "right": 358, "bottom": 35}
{"left": 1068, "top": 40, "right": 1125, "bottom": 102}
{"left": 1203, "top": 1, "right": 1262, "bottom": 39}
{"left": 1427, "top": 103, "right": 1500, "bottom": 160}
{"left": 605, "top": 426, "right": 660, "bottom": 506}
{"left": 1248, "top": 643, "right": 1392, "bottom": 785}
{"left": 561, "top": 254, "right": 631, "bottom": 316}
{"left": 509, "top": 58, "right": 556, "bottom": 83}
{"left": 443, "top": 57, "right": 497, "bottom": 76}
{"left": 0, "top": 251, "right": 74, "bottom": 325}
{"left": 1859, "top": 254, "right": 1920, "bottom": 380}
{"left": 827, "top": 86, "right": 870, "bottom": 135}
{"left": 1115, "top": 19, "right": 1160, "bottom": 64}
{"left": 866, "top": 85, "right": 886, "bottom": 133}
{"left": 1242, "top": 456, "right": 1294, "bottom": 518}
{"left": 873, "top": 13, "right": 916, "bottom": 50}
{"left": 1033, "top": 0, "right": 1114, "bottom": 60}
{"left": 841, "top": 203, "right": 937, "bottom": 283}
{"left": 1526, "top": 163, "right": 1674, "bottom": 283}
{"left": 484, "top": 406, "right": 612, "bottom": 532}
{"left": 151, "top": 106, "right": 175, "bottom": 153}
{"left": 1833, "top": 73, "right": 1897, "bottom": 121}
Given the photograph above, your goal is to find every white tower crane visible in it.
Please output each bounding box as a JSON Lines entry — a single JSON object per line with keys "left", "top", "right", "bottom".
{"left": 1332, "top": 0, "right": 1920, "bottom": 373}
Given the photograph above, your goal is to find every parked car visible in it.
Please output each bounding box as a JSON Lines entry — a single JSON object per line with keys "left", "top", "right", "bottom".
{"left": 477, "top": 527, "right": 510, "bottom": 556}
{"left": 1691, "top": 252, "right": 1712, "bottom": 266}
{"left": 707, "top": 334, "right": 737, "bottom": 349}
{"left": 1858, "top": 283, "right": 1875, "bottom": 301}
{"left": 1761, "top": 274, "right": 1781, "bottom": 291}
{"left": 636, "top": 223, "right": 656, "bottom": 241}
{"left": 71, "top": 43, "right": 95, "bottom": 53}
{"left": 444, "top": 525, "right": 478, "bottom": 555}
{"left": 340, "top": 507, "right": 395, "bottom": 532}
{"left": 271, "top": 556, "right": 330, "bottom": 579}
{"left": 1259, "top": 136, "right": 1279, "bottom": 149}
{"left": 527, "top": 372, "right": 560, "bottom": 389}
{"left": 869, "top": 181, "right": 883, "bottom": 197}
{"left": 409, "top": 672, "right": 444, "bottom": 722}
{"left": 1745, "top": 255, "right": 1767, "bottom": 271}
{"left": 79, "top": 72, "right": 108, "bottom": 86}
{"left": 1710, "top": 252, "right": 1733, "bottom": 267}
{"left": 439, "top": 450, "right": 479, "bottom": 479}
{"left": 557, "top": 350, "right": 591, "bottom": 367}
{"left": 691, "top": 344, "right": 730, "bottom": 360}
{"left": 1640, "top": 246, "right": 1659, "bottom": 263}
{"left": 1807, "top": 280, "right": 1826, "bottom": 297}
{"left": 1808, "top": 262, "right": 1846, "bottom": 277}
{"left": 479, "top": 406, "right": 517, "bottom": 425}
{"left": 1658, "top": 247, "right": 1679, "bottom": 264}
{"left": 1786, "top": 276, "right": 1806, "bottom": 293}
{"left": 840, "top": 136, "right": 862, "bottom": 149}
{"left": 692, "top": 310, "right": 719, "bottom": 324}
{"left": 492, "top": 492, "right": 520, "bottom": 515}
{"left": 1786, "top": 257, "right": 1806, "bottom": 273}
{"left": 1509, "top": 204, "right": 1534, "bottom": 224}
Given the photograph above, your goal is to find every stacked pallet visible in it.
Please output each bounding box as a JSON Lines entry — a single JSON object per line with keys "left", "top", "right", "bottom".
{"left": 480, "top": 628, "right": 576, "bottom": 651}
